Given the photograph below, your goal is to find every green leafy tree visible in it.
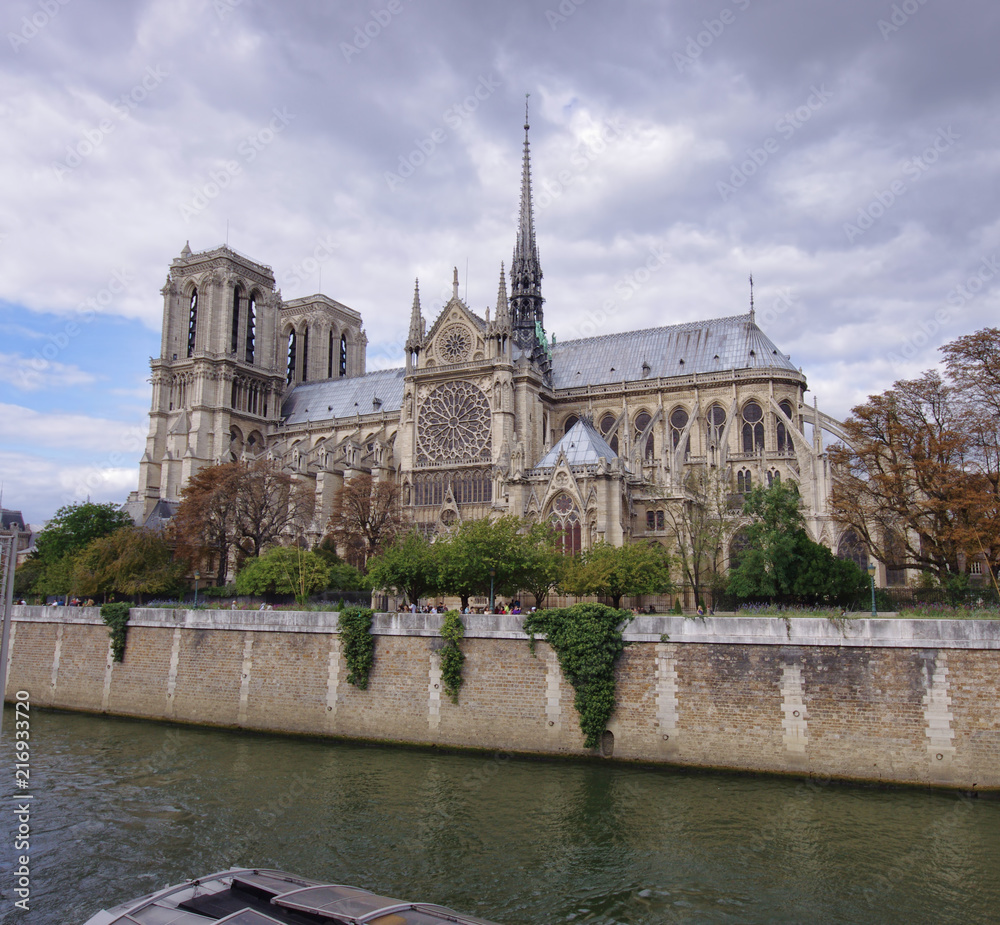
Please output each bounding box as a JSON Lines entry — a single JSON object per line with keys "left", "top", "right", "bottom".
{"left": 34, "top": 501, "right": 133, "bottom": 564}
{"left": 729, "top": 482, "right": 868, "bottom": 604}
{"left": 235, "top": 546, "right": 331, "bottom": 604}
{"left": 437, "top": 516, "right": 529, "bottom": 609}
{"left": 727, "top": 482, "right": 804, "bottom": 601}
{"left": 31, "top": 501, "right": 133, "bottom": 599}
{"left": 366, "top": 530, "right": 440, "bottom": 606}
{"left": 73, "top": 526, "right": 185, "bottom": 603}
{"left": 314, "top": 536, "right": 365, "bottom": 591}
{"left": 520, "top": 521, "right": 569, "bottom": 608}
{"left": 563, "top": 540, "right": 675, "bottom": 609}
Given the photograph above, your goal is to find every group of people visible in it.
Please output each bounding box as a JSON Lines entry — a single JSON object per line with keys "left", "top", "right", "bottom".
{"left": 399, "top": 601, "right": 530, "bottom": 615}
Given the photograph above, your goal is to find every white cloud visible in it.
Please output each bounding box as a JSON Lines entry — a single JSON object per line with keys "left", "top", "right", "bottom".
{"left": 0, "top": 352, "right": 97, "bottom": 391}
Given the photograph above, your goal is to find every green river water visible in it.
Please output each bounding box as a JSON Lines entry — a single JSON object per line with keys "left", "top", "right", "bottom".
{"left": 1, "top": 709, "right": 998, "bottom": 925}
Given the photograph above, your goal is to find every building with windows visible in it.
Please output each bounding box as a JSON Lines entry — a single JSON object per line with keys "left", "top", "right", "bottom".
{"left": 128, "top": 115, "right": 859, "bottom": 595}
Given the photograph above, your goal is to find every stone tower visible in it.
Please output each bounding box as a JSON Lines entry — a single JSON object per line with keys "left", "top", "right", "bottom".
{"left": 136, "top": 243, "right": 285, "bottom": 517}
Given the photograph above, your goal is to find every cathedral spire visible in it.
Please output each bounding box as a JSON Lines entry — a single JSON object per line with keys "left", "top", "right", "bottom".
{"left": 495, "top": 261, "right": 510, "bottom": 331}
{"left": 509, "top": 95, "right": 546, "bottom": 366}
{"left": 406, "top": 279, "right": 424, "bottom": 353}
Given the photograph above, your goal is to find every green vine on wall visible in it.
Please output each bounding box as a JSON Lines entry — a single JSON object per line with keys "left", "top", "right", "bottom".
{"left": 338, "top": 606, "right": 375, "bottom": 689}
{"left": 439, "top": 610, "right": 465, "bottom": 704}
{"left": 523, "top": 603, "right": 631, "bottom": 749}
{"left": 100, "top": 602, "right": 131, "bottom": 663}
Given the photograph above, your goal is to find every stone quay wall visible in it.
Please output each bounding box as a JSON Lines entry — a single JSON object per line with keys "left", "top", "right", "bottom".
{"left": 5, "top": 607, "right": 999, "bottom": 791}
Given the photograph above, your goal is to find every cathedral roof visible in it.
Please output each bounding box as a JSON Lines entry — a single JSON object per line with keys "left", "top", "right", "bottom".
{"left": 533, "top": 418, "right": 623, "bottom": 471}
{"left": 550, "top": 313, "right": 799, "bottom": 390}
{"left": 281, "top": 367, "right": 406, "bottom": 425}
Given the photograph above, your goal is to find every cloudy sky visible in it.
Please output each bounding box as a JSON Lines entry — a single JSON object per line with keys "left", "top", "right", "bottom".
{"left": 2, "top": 0, "right": 999, "bottom": 525}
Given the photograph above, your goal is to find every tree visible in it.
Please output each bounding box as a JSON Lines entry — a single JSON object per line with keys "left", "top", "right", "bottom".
{"left": 235, "top": 546, "right": 331, "bottom": 604}
{"left": 365, "top": 530, "right": 440, "bottom": 606}
{"left": 73, "top": 526, "right": 185, "bottom": 603}
{"left": 519, "top": 522, "right": 569, "bottom": 608}
{"left": 34, "top": 501, "right": 133, "bottom": 565}
{"left": 663, "top": 466, "right": 732, "bottom": 608}
{"left": 235, "top": 459, "right": 314, "bottom": 558}
{"left": 436, "top": 516, "right": 530, "bottom": 609}
{"left": 172, "top": 462, "right": 245, "bottom": 586}
{"left": 727, "top": 481, "right": 805, "bottom": 600}
{"left": 563, "top": 540, "right": 675, "bottom": 609}
{"left": 328, "top": 473, "right": 405, "bottom": 569}
{"left": 314, "top": 537, "right": 365, "bottom": 591}
{"left": 729, "top": 481, "right": 868, "bottom": 604}
{"left": 829, "top": 371, "right": 987, "bottom": 581}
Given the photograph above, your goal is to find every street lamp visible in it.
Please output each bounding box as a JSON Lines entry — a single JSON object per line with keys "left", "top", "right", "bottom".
{"left": 193, "top": 569, "right": 201, "bottom": 609}
{"left": 867, "top": 562, "right": 877, "bottom": 617}
{"left": 489, "top": 567, "right": 496, "bottom": 613}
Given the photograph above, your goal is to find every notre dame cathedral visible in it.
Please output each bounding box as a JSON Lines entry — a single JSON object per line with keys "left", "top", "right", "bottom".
{"left": 127, "top": 115, "right": 859, "bottom": 586}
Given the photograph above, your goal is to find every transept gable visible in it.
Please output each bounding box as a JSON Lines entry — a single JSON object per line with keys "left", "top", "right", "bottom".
{"left": 421, "top": 279, "right": 489, "bottom": 369}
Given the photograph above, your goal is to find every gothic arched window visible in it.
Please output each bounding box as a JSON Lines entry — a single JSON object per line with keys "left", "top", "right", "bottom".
{"left": 286, "top": 331, "right": 297, "bottom": 385}
{"left": 837, "top": 529, "right": 867, "bottom": 571}
{"left": 776, "top": 399, "right": 793, "bottom": 453}
{"left": 550, "top": 493, "right": 582, "bottom": 555}
{"left": 328, "top": 329, "right": 335, "bottom": 379}
{"left": 634, "top": 411, "right": 654, "bottom": 462}
{"left": 564, "top": 414, "right": 579, "bottom": 435}
{"left": 186, "top": 289, "right": 198, "bottom": 357}
{"left": 600, "top": 413, "right": 619, "bottom": 454}
{"left": 231, "top": 286, "right": 242, "bottom": 354}
{"left": 767, "top": 469, "right": 780, "bottom": 488}
{"left": 301, "top": 328, "right": 309, "bottom": 382}
{"left": 340, "top": 334, "right": 348, "bottom": 377}
{"left": 706, "top": 404, "right": 726, "bottom": 448}
{"left": 245, "top": 293, "right": 257, "bottom": 365}
{"left": 669, "top": 407, "right": 690, "bottom": 457}
{"left": 742, "top": 400, "right": 764, "bottom": 453}
{"left": 737, "top": 468, "right": 752, "bottom": 493}
{"left": 729, "top": 528, "right": 753, "bottom": 572}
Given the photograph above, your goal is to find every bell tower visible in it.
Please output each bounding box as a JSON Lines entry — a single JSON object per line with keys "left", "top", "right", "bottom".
{"left": 136, "top": 243, "right": 286, "bottom": 517}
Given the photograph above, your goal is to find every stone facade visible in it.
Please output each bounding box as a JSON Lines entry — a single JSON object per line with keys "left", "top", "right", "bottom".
{"left": 127, "top": 117, "right": 861, "bottom": 589}
{"left": 7, "top": 607, "right": 999, "bottom": 790}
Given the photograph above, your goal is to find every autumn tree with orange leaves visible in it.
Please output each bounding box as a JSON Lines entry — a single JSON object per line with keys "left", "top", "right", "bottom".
{"left": 327, "top": 473, "right": 405, "bottom": 570}
{"left": 830, "top": 328, "right": 1000, "bottom": 582}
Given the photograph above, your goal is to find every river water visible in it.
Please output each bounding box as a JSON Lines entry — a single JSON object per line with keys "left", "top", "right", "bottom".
{"left": 1, "top": 709, "right": 998, "bottom": 925}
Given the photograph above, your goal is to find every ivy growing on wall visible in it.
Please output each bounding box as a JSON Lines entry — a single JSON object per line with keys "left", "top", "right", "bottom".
{"left": 100, "top": 602, "right": 131, "bottom": 663}
{"left": 523, "top": 603, "right": 631, "bottom": 749}
{"left": 338, "top": 606, "right": 375, "bottom": 689}
{"left": 439, "top": 610, "right": 465, "bottom": 704}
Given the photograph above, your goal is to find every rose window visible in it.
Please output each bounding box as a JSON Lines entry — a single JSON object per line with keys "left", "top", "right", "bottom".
{"left": 439, "top": 324, "right": 472, "bottom": 362}
{"left": 417, "top": 380, "right": 491, "bottom": 463}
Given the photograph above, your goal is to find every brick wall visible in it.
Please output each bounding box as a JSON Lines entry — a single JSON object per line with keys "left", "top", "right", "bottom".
{"left": 5, "top": 608, "right": 998, "bottom": 791}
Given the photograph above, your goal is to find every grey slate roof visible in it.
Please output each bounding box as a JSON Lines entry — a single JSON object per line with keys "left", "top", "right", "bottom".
{"left": 534, "top": 418, "right": 622, "bottom": 471}
{"left": 550, "top": 313, "right": 798, "bottom": 390}
{"left": 281, "top": 367, "right": 406, "bottom": 425}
